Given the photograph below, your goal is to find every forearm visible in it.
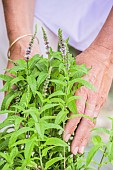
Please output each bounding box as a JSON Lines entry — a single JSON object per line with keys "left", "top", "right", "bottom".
{"left": 91, "top": 7, "right": 113, "bottom": 53}
{"left": 2, "top": 0, "right": 35, "bottom": 43}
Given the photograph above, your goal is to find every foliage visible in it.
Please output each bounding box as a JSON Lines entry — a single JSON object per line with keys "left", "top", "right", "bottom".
{"left": 0, "top": 28, "right": 112, "bottom": 170}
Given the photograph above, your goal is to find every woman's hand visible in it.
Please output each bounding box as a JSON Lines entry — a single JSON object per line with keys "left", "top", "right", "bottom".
{"left": 63, "top": 45, "right": 113, "bottom": 154}
{"left": 7, "top": 36, "right": 41, "bottom": 70}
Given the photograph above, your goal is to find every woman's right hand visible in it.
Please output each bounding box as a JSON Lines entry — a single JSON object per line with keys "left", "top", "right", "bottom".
{"left": 7, "top": 36, "right": 41, "bottom": 70}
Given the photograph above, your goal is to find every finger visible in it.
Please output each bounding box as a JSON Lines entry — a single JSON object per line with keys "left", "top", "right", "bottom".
{"left": 63, "top": 86, "right": 88, "bottom": 142}
{"left": 71, "top": 90, "right": 97, "bottom": 154}
{"left": 71, "top": 117, "right": 95, "bottom": 155}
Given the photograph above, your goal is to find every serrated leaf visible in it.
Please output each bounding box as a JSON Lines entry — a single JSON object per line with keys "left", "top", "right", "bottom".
{"left": 28, "top": 54, "right": 41, "bottom": 70}
{"left": 8, "top": 66, "right": 25, "bottom": 74}
{"left": 68, "top": 78, "right": 96, "bottom": 92}
{"left": 66, "top": 96, "right": 80, "bottom": 105}
{"left": 24, "top": 138, "right": 36, "bottom": 163}
{"left": 36, "top": 91, "right": 43, "bottom": 103}
{"left": 0, "top": 110, "right": 14, "bottom": 114}
{"left": 37, "top": 72, "right": 48, "bottom": 88}
{"left": 9, "top": 127, "right": 34, "bottom": 148}
{"left": 50, "top": 79, "right": 66, "bottom": 86}
{"left": 0, "top": 138, "right": 9, "bottom": 150}
{"left": 108, "top": 142, "right": 113, "bottom": 162}
{"left": 67, "top": 99, "right": 77, "bottom": 114}
{"left": 0, "top": 81, "right": 10, "bottom": 92}
{"left": 49, "top": 98, "right": 65, "bottom": 105}
{"left": 0, "top": 160, "right": 5, "bottom": 166}
{"left": 46, "top": 137, "right": 68, "bottom": 147}
{"left": 23, "top": 108, "right": 39, "bottom": 122}
{"left": 11, "top": 139, "right": 28, "bottom": 147}
{"left": 10, "top": 147, "right": 18, "bottom": 161}
{"left": 55, "top": 110, "right": 68, "bottom": 124}
{"left": 2, "top": 163, "right": 11, "bottom": 170}
{"left": 35, "top": 122, "right": 45, "bottom": 139}
{"left": 45, "top": 157, "right": 64, "bottom": 169}
{"left": 86, "top": 145, "right": 101, "bottom": 166}
{"left": 44, "top": 122, "right": 63, "bottom": 130}
{"left": 1, "top": 91, "right": 19, "bottom": 110}
{"left": 40, "top": 104, "right": 58, "bottom": 113}
{"left": 92, "top": 127, "right": 110, "bottom": 134}
{"left": 27, "top": 76, "right": 37, "bottom": 96}
{"left": 48, "top": 91, "right": 65, "bottom": 99}
{"left": 9, "top": 76, "right": 24, "bottom": 87}
{"left": 15, "top": 59, "right": 27, "bottom": 68}
{"left": 19, "top": 92, "right": 28, "bottom": 108}
{"left": 42, "top": 146, "right": 55, "bottom": 157}
{"left": 0, "top": 74, "right": 13, "bottom": 82}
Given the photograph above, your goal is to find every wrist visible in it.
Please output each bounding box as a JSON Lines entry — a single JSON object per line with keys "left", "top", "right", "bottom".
{"left": 89, "top": 44, "right": 113, "bottom": 65}
{"left": 8, "top": 36, "right": 40, "bottom": 61}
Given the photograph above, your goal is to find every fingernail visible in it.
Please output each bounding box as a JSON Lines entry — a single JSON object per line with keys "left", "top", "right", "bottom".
{"left": 79, "top": 146, "right": 84, "bottom": 154}
{"left": 64, "top": 134, "right": 71, "bottom": 142}
{"left": 73, "top": 147, "right": 78, "bottom": 155}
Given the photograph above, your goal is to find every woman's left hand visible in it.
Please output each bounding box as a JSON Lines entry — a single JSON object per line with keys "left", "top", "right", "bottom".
{"left": 63, "top": 45, "right": 113, "bottom": 154}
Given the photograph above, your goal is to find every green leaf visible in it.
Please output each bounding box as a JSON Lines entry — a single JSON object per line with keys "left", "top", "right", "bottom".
{"left": 19, "top": 92, "right": 28, "bottom": 108}
{"left": 15, "top": 59, "right": 27, "bottom": 68}
{"left": 0, "top": 74, "right": 13, "bottom": 82}
{"left": 92, "top": 127, "right": 110, "bottom": 134}
{"left": 67, "top": 99, "right": 77, "bottom": 114}
{"left": 27, "top": 75, "right": 37, "bottom": 96}
{"left": 37, "top": 72, "right": 48, "bottom": 88}
{"left": 66, "top": 166, "right": 72, "bottom": 170}
{"left": 9, "top": 127, "right": 34, "bottom": 148}
{"left": 68, "top": 78, "right": 96, "bottom": 92}
{"left": 8, "top": 66, "right": 25, "bottom": 74}
{"left": 48, "top": 90, "right": 65, "bottom": 99}
{"left": 41, "top": 116, "right": 56, "bottom": 120}
{"left": 28, "top": 54, "right": 41, "bottom": 70}
{"left": 44, "top": 122, "right": 63, "bottom": 131}
{"left": 24, "top": 138, "right": 36, "bottom": 163}
{"left": 45, "top": 157, "right": 64, "bottom": 169}
{"left": 66, "top": 96, "right": 80, "bottom": 105}
{"left": 42, "top": 146, "right": 55, "bottom": 157}
{"left": 46, "top": 137, "right": 68, "bottom": 147}
{"left": 92, "top": 136, "right": 102, "bottom": 145}
{"left": 49, "top": 98, "right": 65, "bottom": 105}
{"left": 14, "top": 116, "right": 25, "bottom": 131}
{"left": 36, "top": 91, "right": 43, "bottom": 103}
{"left": 1, "top": 91, "right": 19, "bottom": 110}
{"left": 23, "top": 108, "right": 39, "bottom": 122}
{"left": 0, "top": 81, "right": 10, "bottom": 92}
{"left": 0, "top": 118, "right": 13, "bottom": 130}
{"left": 0, "top": 160, "right": 5, "bottom": 167}
{"left": 86, "top": 145, "right": 101, "bottom": 166}
{"left": 108, "top": 142, "right": 113, "bottom": 162}
{"left": 2, "top": 163, "right": 11, "bottom": 170}
{"left": 9, "top": 76, "right": 24, "bottom": 87}
{"left": 35, "top": 122, "right": 45, "bottom": 139}
{"left": 40, "top": 104, "right": 58, "bottom": 113}
{"left": 10, "top": 147, "right": 18, "bottom": 161}
{"left": 50, "top": 79, "right": 66, "bottom": 86}
{"left": 0, "top": 152, "right": 9, "bottom": 160}
{"left": 0, "top": 138, "right": 9, "bottom": 150}
{"left": 0, "top": 110, "right": 14, "bottom": 114}
{"left": 55, "top": 110, "right": 68, "bottom": 124}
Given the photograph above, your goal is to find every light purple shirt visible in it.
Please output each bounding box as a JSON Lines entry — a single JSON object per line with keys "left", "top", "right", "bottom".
{"left": 35, "top": 0, "right": 113, "bottom": 51}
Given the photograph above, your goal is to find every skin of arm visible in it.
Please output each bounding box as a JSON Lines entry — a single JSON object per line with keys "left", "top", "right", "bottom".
{"left": 2, "top": 0, "right": 40, "bottom": 68}
{"left": 63, "top": 7, "right": 113, "bottom": 154}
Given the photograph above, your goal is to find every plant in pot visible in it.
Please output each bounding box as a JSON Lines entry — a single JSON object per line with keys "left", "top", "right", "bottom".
{"left": 0, "top": 27, "right": 113, "bottom": 170}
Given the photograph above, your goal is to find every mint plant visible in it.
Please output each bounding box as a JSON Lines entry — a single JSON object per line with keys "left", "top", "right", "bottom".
{"left": 0, "top": 28, "right": 112, "bottom": 170}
